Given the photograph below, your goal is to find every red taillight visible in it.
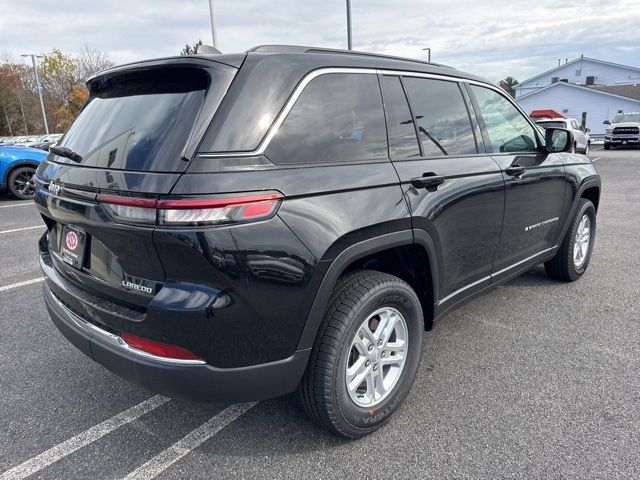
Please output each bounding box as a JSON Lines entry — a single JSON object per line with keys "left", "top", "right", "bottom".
{"left": 96, "top": 192, "right": 283, "bottom": 226}
{"left": 120, "top": 333, "right": 202, "bottom": 361}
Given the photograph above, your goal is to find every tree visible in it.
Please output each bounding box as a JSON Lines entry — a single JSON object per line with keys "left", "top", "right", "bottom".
{"left": 53, "top": 84, "right": 89, "bottom": 131}
{"left": 76, "top": 44, "right": 114, "bottom": 82}
{"left": 180, "top": 40, "right": 204, "bottom": 55}
{"left": 499, "top": 77, "right": 519, "bottom": 98}
{"left": 40, "top": 49, "right": 77, "bottom": 108}
{"left": 0, "top": 55, "right": 39, "bottom": 135}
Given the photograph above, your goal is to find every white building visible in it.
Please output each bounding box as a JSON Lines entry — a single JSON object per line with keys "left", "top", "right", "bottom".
{"left": 514, "top": 57, "right": 640, "bottom": 135}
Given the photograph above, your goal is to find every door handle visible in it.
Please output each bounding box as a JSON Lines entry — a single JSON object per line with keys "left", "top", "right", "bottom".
{"left": 505, "top": 165, "right": 526, "bottom": 177}
{"left": 410, "top": 174, "right": 445, "bottom": 190}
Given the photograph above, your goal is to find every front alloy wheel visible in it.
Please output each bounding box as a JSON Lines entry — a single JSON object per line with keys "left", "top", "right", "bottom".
{"left": 545, "top": 198, "right": 596, "bottom": 281}
{"left": 573, "top": 215, "right": 591, "bottom": 268}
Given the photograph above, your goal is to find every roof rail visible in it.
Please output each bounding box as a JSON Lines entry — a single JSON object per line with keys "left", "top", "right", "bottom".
{"left": 246, "top": 45, "right": 450, "bottom": 68}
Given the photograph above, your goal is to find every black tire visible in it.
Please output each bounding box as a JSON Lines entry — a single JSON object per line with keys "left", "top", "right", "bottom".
{"left": 8, "top": 166, "right": 36, "bottom": 200}
{"left": 604, "top": 143, "right": 611, "bottom": 150}
{"left": 298, "top": 270, "right": 423, "bottom": 438}
{"left": 584, "top": 142, "right": 590, "bottom": 156}
{"left": 545, "top": 199, "right": 596, "bottom": 281}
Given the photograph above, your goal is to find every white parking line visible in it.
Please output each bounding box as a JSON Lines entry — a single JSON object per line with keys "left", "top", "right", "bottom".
{"left": 591, "top": 156, "right": 602, "bottom": 162}
{"left": 0, "top": 277, "right": 44, "bottom": 293}
{"left": 123, "top": 402, "right": 258, "bottom": 480}
{"left": 0, "top": 202, "right": 33, "bottom": 209}
{"left": 0, "top": 396, "right": 170, "bottom": 480}
{"left": 0, "top": 225, "right": 43, "bottom": 235}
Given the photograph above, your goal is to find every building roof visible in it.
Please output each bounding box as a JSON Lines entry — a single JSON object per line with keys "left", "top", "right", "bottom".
{"left": 515, "top": 56, "right": 640, "bottom": 90}
{"left": 517, "top": 81, "right": 640, "bottom": 103}
{"left": 529, "top": 109, "right": 565, "bottom": 119}
{"left": 592, "top": 84, "right": 640, "bottom": 101}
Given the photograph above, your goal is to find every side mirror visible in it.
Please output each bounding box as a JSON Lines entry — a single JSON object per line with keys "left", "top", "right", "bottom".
{"left": 586, "top": 128, "right": 590, "bottom": 133}
{"left": 603, "top": 120, "right": 611, "bottom": 125}
{"left": 544, "top": 127, "right": 574, "bottom": 153}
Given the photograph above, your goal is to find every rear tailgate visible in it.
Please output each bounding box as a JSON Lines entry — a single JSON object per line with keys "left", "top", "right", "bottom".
{"left": 34, "top": 58, "right": 238, "bottom": 309}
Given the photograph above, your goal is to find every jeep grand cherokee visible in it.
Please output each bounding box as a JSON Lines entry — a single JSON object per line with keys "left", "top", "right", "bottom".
{"left": 34, "top": 45, "right": 601, "bottom": 438}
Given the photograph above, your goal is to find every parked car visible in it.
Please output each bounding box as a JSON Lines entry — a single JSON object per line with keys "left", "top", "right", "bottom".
{"left": 34, "top": 46, "right": 601, "bottom": 438}
{"left": 603, "top": 112, "right": 640, "bottom": 149}
{"left": 536, "top": 118, "right": 590, "bottom": 155}
{"left": 29, "top": 134, "right": 64, "bottom": 151}
{"left": 0, "top": 145, "right": 48, "bottom": 199}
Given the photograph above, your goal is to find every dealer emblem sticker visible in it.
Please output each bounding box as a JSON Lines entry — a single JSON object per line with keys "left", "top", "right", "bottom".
{"left": 65, "top": 230, "right": 78, "bottom": 251}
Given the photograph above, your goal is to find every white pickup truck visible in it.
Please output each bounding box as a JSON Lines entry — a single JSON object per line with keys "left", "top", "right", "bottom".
{"left": 604, "top": 112, "right": 640, "bottom": 150}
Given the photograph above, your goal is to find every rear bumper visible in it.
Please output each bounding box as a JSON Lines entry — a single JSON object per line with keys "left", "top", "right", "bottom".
{"left": 42, "top": 271, "right": 310, "bottom": 403}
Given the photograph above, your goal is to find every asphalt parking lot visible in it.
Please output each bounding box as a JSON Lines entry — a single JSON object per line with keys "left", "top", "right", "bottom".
{"left": 1, "top": 146, "right": 638, "bottom": 479}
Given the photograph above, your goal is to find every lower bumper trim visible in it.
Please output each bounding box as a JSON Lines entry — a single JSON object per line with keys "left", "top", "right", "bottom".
{"left": 44, "top": 283, "right": 310, "bottom": 402}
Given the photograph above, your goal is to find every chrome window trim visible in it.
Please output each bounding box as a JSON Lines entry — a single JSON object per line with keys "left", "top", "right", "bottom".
{"left": 197, "top": 66, "right": 542, "bottom": 159}
{"left": 50, "top": 291, "right": 206, "bottom": 366}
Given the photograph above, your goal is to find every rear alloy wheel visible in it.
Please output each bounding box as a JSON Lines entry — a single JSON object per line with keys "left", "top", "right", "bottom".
{"left": 584, "top": 142, "right": 590, "bottom": 156}
{"left": 570, "top": 143, "right": 576, "bottom": 154}
{"left": 8, "top": 166, "right": 36, "bottom": 200}
{"left": 545, "top": 198, "right": 596, "bottom": 281}
{"left": 298, "top": 270, "right": 423, "bottom": 438}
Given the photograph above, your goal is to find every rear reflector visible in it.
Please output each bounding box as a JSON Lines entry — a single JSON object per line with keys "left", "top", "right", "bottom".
{"left": 97, "top": 192, "right": 283, "bottom": 226}
{"left": 121, "top": 333, "right": 203, "bottom": 361}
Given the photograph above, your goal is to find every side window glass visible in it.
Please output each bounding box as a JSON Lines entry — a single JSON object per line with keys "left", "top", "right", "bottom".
{"left": 266, "top": 73, "right": 387, "bottom": 164}
{"left": 470, "top": 85, "right": 539, "bottom": 153}
{"left": 403, "top": 77, "right": 477, "bottom": 156}
{"left": 379, "top": 75, "right": 420, "bottom": 159}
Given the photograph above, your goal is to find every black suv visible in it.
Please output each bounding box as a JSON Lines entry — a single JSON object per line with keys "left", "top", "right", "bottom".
{"left": 34, "top": 45, "right": 601, "bottom": 438}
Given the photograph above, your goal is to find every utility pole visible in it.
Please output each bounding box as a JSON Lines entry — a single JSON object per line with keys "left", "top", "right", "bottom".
{"left": 208, "top": 0, "right": 217, "bottom": 48}
{"left": 423, "top": 47, "right": 431, "bottom": 62}
{"left": 346, "top": 0, "right": 353, "bottom": 50}
{"left": 21, "top": 54, "right": 49, "bottom": 134}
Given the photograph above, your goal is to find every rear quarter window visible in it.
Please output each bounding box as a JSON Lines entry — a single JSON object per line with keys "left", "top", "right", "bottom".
{"left": 265, "top": 73, "right": 388, "bottom": 164}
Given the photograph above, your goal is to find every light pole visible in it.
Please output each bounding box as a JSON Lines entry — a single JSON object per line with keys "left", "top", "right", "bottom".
{"left": 423, "top": 47, "right": 431, "bottom": 62}
{"left": 21, "top": 54, "right": 49, "bottom": 134}
{"left": 208, "top": 0, "right": 217, "bottom": 48}
{"left": 346, "top": 0, "right": 352, "bottom": 50}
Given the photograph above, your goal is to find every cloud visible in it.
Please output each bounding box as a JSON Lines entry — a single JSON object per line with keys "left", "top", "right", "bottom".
{"left": 1, "top": 0, "right": 639, "bottom": 82}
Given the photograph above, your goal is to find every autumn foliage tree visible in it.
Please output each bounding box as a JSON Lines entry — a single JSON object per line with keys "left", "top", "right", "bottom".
{"left": 0, "top": 46, "right": 113, "bottom": 135}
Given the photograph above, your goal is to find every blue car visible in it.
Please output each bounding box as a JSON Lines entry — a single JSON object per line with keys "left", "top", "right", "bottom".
{"left": 0, "top": 145, "right": 49, "bottom": 199}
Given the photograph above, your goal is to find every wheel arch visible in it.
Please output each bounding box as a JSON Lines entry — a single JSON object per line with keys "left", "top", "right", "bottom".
{"left": 581, "top": 184, "right": 600, "bottom": 212}
{"left": 3, "top": 160, "right": 40, "bottom": 185}
{"left": 296, "top": 230, "right": 439, "bottom": 351}
{"left": 556, "top": 177, "right": 601, "bottom": 244}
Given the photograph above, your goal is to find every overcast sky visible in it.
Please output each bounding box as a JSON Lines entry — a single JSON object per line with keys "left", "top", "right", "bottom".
{"left": 2, "top": 0, "right": 639, "bottom": 82}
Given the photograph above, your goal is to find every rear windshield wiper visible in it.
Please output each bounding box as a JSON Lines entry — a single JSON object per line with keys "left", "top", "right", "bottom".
{"left": 49, "top": 145, "right": 83, "bottom": 163}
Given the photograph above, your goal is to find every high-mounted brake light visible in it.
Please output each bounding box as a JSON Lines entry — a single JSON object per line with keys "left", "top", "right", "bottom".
{"left": 120, "top": 333, "right": 203, "bottom": 361}
{"left": 96, "top": 192, "right": 283, "bottom": 226}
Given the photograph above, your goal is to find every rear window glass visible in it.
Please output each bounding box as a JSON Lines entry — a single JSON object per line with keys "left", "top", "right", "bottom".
{"left": 266, "top": 73, "right": 387, "bottom": 164}
{"left": 54, "top": 67, "right": 210, "bottom": 172}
